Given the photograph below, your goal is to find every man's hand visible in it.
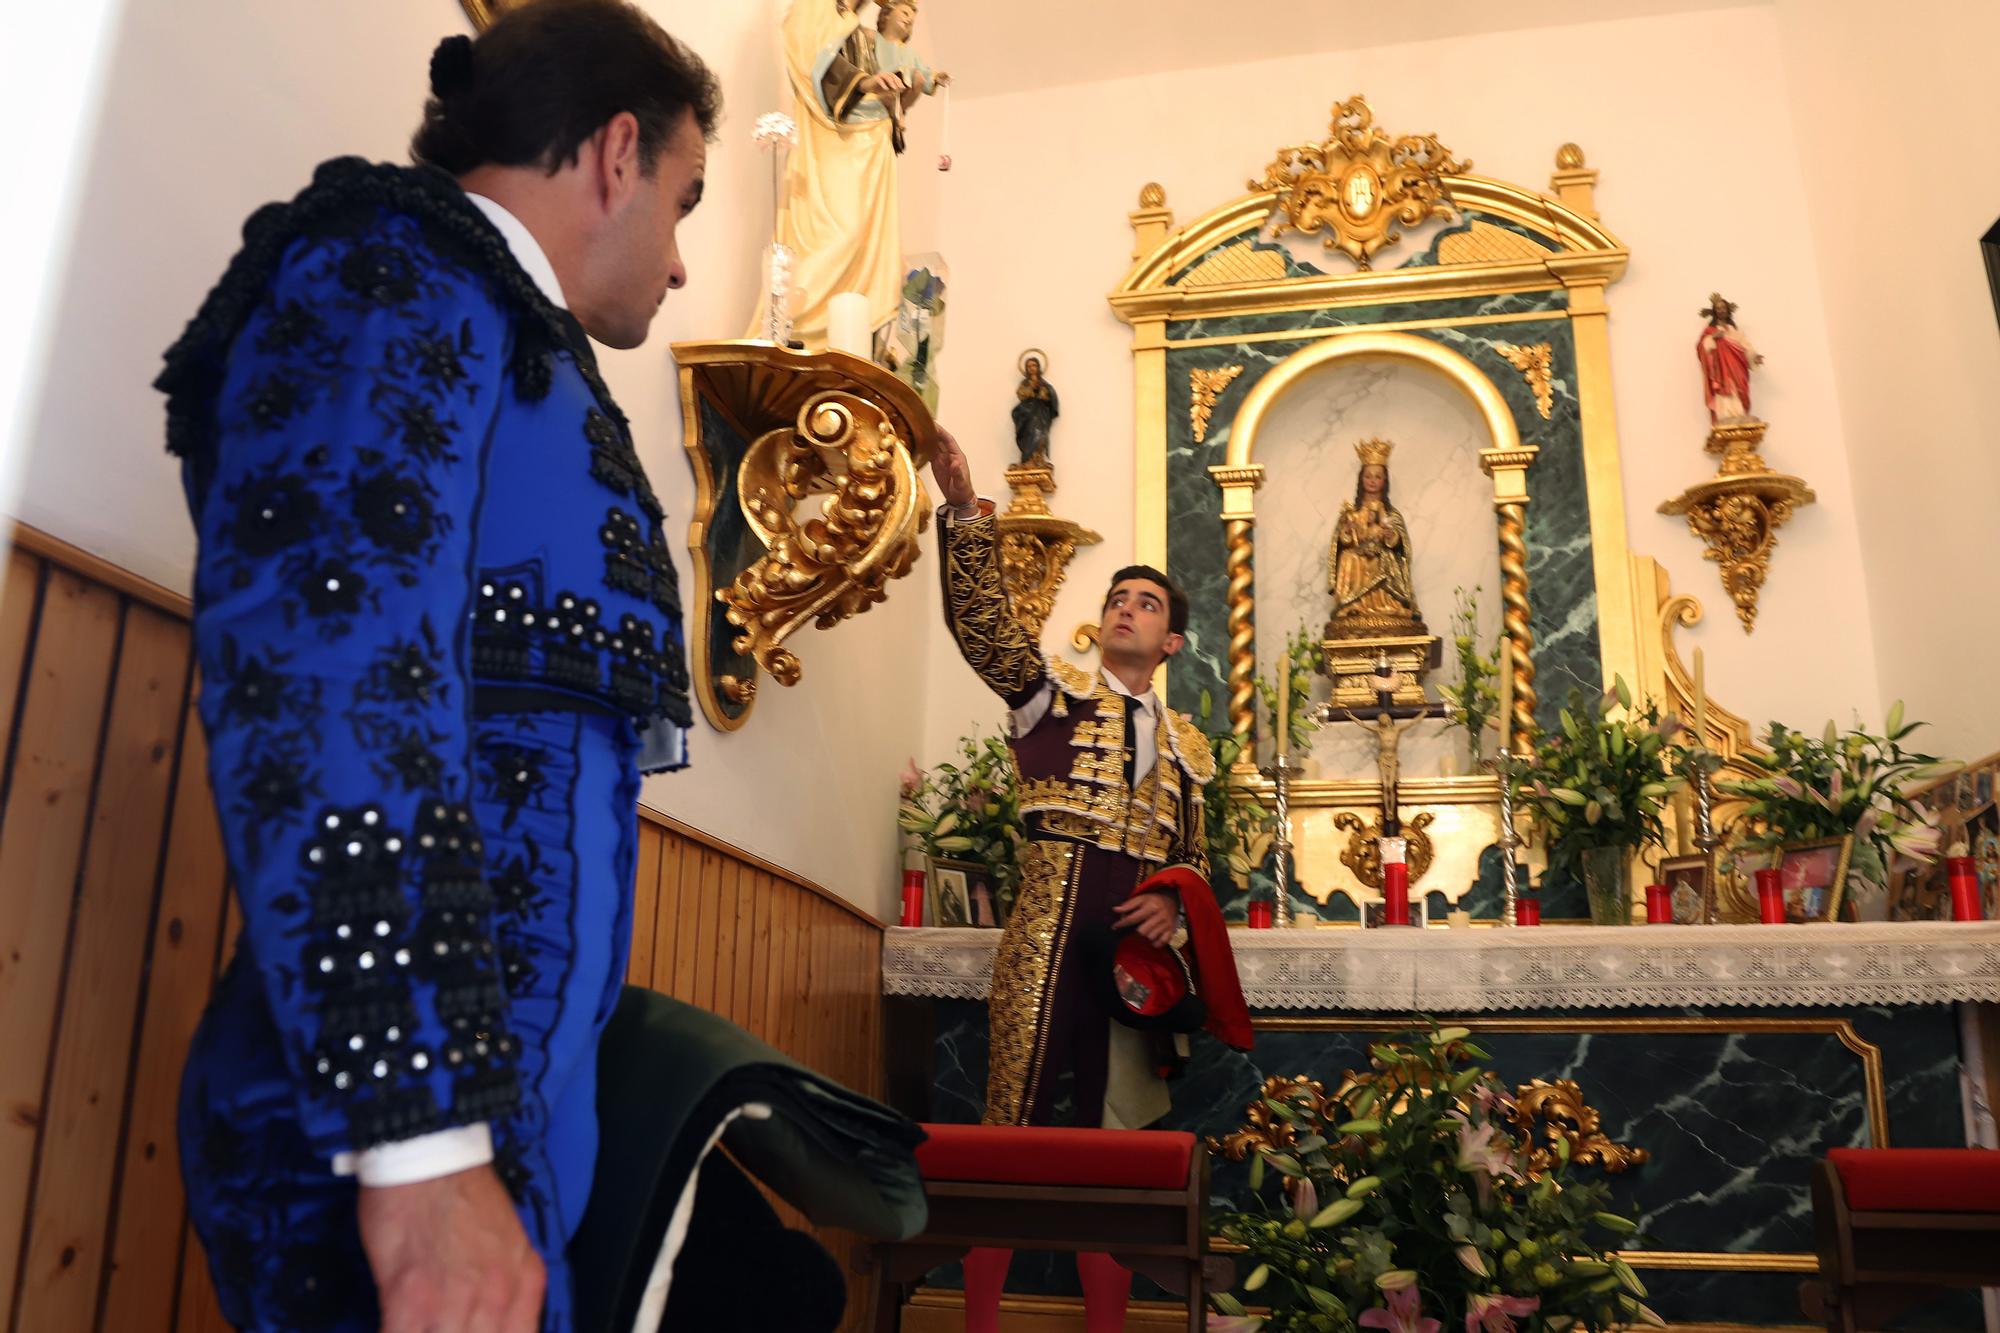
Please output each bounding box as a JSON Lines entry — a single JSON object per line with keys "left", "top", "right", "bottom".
{"left": 1112, "top": 891, "right": 1178, "bottom": 947}
{"left": 866, "top": 71, "right": 906, "bottom": 96}
{"left": 930, "top": 426, "right": 977, "bottom": 511}
{"left": 360, "top": 1165, "right": 544, "bottom": 1333}
{"left": 935, "top": 72, "right": 952, "bottom": 88}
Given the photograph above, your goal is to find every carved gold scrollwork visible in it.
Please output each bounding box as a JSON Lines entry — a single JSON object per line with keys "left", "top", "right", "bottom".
{"left": 1251, "top": 95, "right": 1470, "bottom": 270}
{"left": 1333, "top": 810, "right": 1436, "bottom": 890}
{"left": 1189, "top": 365, "right": 1244, "bottom": 444}
{"left": 722, "top": 389, "right": 923, "bottom": 686}
{"left": 1495, "top": 342, "right": 1555, "bottom": 420}
{"left": 1658, "top": 421, "right": 1815, "bottom": 634}
{"left": 678, "top": 340, "right": 937, "bottom": 730}
{"left": 1503, "top": 1078, "right": 1651, "bottom": 1175}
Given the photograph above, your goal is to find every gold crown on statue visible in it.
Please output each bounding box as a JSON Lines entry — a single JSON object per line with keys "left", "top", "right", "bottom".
{"left": 1353, "top": 438, "right": 1395, "bottom": 467}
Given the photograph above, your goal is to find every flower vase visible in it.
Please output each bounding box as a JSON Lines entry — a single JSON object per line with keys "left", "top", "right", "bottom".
{"left": 1579, "top": 844, "right": 1634, "bottom": 925}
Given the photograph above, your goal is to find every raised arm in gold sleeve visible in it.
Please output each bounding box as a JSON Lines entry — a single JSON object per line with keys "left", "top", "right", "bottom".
{"left": 938, "top": 509, "right": 1047, "bottom": 707}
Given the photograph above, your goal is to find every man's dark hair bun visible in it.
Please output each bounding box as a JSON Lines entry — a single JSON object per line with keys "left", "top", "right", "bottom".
{"left": 429, "top": 34, "right": 476, "bottom": 99}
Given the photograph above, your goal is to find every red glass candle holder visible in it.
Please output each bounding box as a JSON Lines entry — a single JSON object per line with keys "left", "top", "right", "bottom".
{"left": 1755, "top": 867, "right": 1785, "bottom": 924}
{"left": 1644, "top": 883, "right": 1672, "bottom": 924}
{"left": 1382, "top": 862, "right": 1411, "bottom": 925}
{"left": 1947, "top": 856, "right": 1984, "bottom": 922}
{"left": 1515, "top": 897, "right": 1541, "bottom": 926}
{"left": 899, "top": 868, "right": 927, "bottom": 927}
{"left": 1247, "top": 901, "right": 1274, "bottom": 929}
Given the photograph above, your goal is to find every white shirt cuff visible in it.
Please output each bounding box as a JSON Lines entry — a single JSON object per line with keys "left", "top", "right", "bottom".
{"left": 331, "top": 1122, "right": 494, "bottom": 1187}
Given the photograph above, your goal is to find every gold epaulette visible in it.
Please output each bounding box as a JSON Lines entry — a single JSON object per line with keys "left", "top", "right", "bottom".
{"left": 1165, "top": 709, "right": 1217, "bottom": 785}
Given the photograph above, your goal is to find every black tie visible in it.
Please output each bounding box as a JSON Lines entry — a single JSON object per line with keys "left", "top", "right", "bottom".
{"left": 1122, "top": 695, "right": 1142, "bottom": 789}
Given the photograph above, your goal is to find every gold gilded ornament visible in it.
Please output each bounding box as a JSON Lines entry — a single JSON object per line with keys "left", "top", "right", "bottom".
{"left": 1189, "top": 365, "right": 1245, "bottom": 444}
{"left": 1252, "top": 95, "right": 1470, "bottom": 270}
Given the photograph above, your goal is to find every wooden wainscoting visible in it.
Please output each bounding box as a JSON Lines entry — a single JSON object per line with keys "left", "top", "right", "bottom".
{"left": 0, "top": 524, "right": 886, "bottom": 1333}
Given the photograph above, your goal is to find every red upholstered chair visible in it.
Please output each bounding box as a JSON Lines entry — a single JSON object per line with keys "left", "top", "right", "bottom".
{"left": 869, "top": 1124, "right": 1211, "bottom": 1332}
{"left": 1807, "top": 1148, "right": 2000, "bottom": 1331}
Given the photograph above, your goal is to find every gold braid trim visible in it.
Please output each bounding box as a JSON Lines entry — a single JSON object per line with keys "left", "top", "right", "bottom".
{"left": 940, "top": 510, "right": 1045, "bottom": 701}
{"left": 984, "top": 837, "right": 1080, "bottom": 1124}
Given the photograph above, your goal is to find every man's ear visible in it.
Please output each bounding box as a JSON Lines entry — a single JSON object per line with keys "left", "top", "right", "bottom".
{"left": 1162, "top": 632, "right": 1185, "bottom": 660}
{"left": 591, "top": 111, "right": 644, "bottom": 212}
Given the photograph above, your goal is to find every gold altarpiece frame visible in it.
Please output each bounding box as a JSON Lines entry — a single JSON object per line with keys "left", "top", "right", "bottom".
{"left": 1109, "top": 112, "right": 1769, "bottom": 915}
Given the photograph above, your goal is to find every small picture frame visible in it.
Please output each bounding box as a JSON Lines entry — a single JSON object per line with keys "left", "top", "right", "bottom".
{"left": 1771, "top": 837, "right": 1853, "bottom": 924}
{"left": 1658, "top": 853, "right": 1715, "bottom": 925}
{"left": 927, "top": 859, "right": 973, "bottom": 928}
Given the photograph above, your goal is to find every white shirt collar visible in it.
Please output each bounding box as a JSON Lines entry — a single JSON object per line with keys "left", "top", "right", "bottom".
{"left": 464, "top": 192, "right": 567, "bottom": 310}
{"left": 1100, "top": 667, "right": 1158, "bottom": 715}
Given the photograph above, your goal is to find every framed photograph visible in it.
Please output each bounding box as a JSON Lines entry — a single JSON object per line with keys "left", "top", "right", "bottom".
{"left": 1771, "top": 837, "right": 1853, "bottom": 924}
{"left": 1658, "top": 853, "right": 1714, "bottom": 925}
{"left": 926, "top": 859, "right": 973, "bottom": 928}
{"left": 927, "top": 857, "right": 1000, "bottom": 929}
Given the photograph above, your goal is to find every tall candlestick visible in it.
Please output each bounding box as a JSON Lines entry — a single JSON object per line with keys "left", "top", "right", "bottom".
{"left": 1673, "top": 781, "right": 1694, "bottom": 857}
{"left": 1692, "top": 647, "right": 1708, "bottom": 744}
{"left": 1495, "top": 641, "right": 1513, "bottom": 757}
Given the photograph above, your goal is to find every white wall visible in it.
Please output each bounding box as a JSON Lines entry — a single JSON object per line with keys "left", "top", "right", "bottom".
{"left": 1775, "top": 0, "right": 2000, "bottom": 759}
{"left": 922, "top": 5, "right": 1885, "bottom": 766}
{"left": 9, "top": 0, "right": 945, "bottom": 918}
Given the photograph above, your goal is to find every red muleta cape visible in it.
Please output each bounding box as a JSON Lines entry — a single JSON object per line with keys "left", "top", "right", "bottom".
{"left": 1136, "top": 865, "right": 1254, "bottom": 1051}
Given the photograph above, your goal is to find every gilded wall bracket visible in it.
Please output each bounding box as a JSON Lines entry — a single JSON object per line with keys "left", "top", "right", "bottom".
{"left": 1658, "top": 421, "right": 1815, "bottom": 634}
{"left": 677, "top": 340, "right": 938, "bottom": 731}
{"left": 996, "top": 464, "right": 1101, "bottom": 640}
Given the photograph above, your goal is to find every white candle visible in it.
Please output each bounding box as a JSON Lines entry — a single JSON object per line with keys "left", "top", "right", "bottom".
{"left": 1692, "top": 647, "right": 1708, "bottom": 743}
{"left": 1495, "top": 640, "right": 1513, "bottom": 757}
{"left": 1447, "top": 909, "right": 1473, "bottom": 930}
{"left": 1275, "top": 662, "right": 1289, "bottom": 760}
{"left": 826, "top": 291, "right": 871, "bottom": 357}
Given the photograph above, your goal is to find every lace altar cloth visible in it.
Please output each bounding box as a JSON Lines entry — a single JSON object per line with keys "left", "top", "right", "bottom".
{"left": 882, "top": 922, "right": 2000, "bottom": 1012}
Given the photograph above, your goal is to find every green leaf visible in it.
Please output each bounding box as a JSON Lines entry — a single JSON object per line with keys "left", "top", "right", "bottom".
{"left": 1309, "top": 1198, "right": 1364, "bottom": 1228}
{"left": 1243, "top": 1262, "right": 1270, "bottom": 1292}
{"left": 1434, "top": 1026, "right": 1472, "bottom": 1044}
{"left": 1593, "top": 1211, "right": 1637, "bottom": 1234}
{"left": 1345, "top": 1175, "right": 1382, "bottom": 1199}
{"left": 1304, "top": 1285, "right": 1343, "bottom": 1315}
{"left": 1885, "top": 700, "right": 1904, "bottom": 737}
{"left": 1262, "top": 1097, "right": 1299, "bottom": 1122}
{"left": 1212, "top": 1292, "right": 1246, "bottom": 1317}
{"left": 1336, "top": 1119, "right": 1381, "bottom": 1135}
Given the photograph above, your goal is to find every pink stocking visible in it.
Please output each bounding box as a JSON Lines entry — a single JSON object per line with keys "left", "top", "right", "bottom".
{"left": 1076, "top": 1251, "right": 1131, "bottom": 1333}
{"left": 962, "top": 1247, "right": 1013, "bottom": 1333}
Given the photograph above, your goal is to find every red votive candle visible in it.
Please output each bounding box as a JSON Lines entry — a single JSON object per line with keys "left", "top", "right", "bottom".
{"left": 1644, "top": 883, "right": 1672, "bottom": 924}
{"left": 1755, "top": 867, "right": 1785, "bottom": 924}
{"left": 1246, "top": 901, "right": 1274, "bottom": 929}
{"left": 899, "top": 868, "right": 926, "bottom": 927}
{"left": 1515, "top": 897, "right": 1542, "bottom": 926}
{"left": 1382, "top": 862, "right": 1411, "bottom": 925}
{"left": 1947, "top": 856, "right": 1983, "bottom": 922}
